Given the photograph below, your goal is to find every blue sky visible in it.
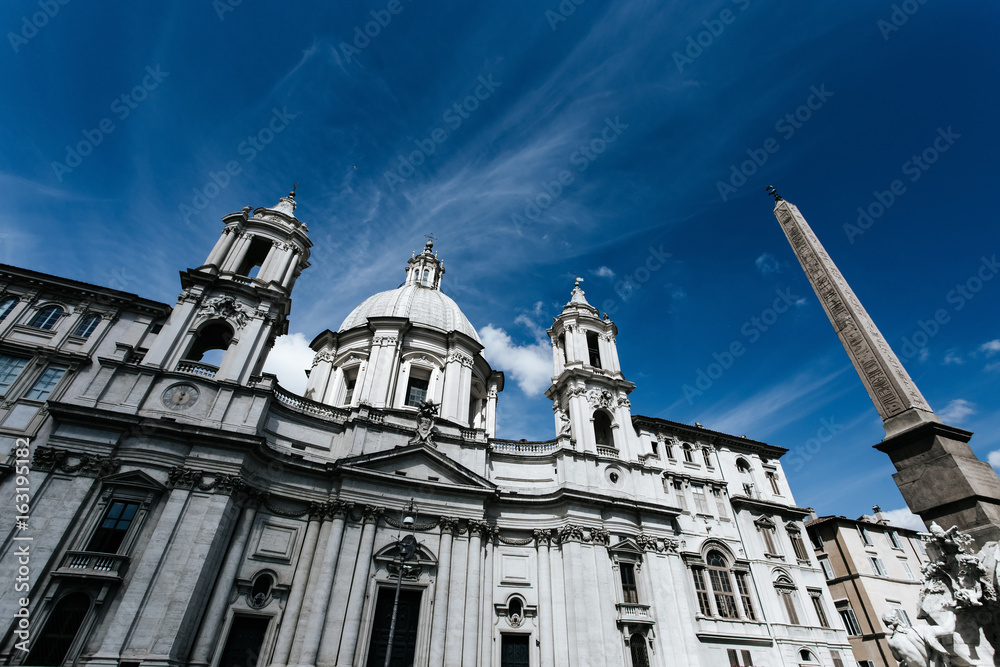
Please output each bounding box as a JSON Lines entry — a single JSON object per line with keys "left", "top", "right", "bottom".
{"left": 2, "top": 1, "right": 998, "bottom": 528}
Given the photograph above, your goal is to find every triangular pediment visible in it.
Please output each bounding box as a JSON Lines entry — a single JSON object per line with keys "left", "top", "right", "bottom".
{"left": 337, "top": 444, "right": 495, "bottom": 492}
{"left": 101, "top": 469, "right": 166, "bottom": 492}
{"left": 608, "top": 537, "right": 644, "bottom": 555}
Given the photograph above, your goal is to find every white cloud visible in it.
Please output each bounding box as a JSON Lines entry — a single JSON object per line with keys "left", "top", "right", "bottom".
{"left": 943, "top": 349, "right": 963, "bottom": 365}
{"left": 880, "top": 507, "right": 926, "bottom": 532}
{"left": 479, "top": 324, "right": 552, "bottom": 395}
{"left": 979, "top": 339, "right": 1000, "bottom": 356}
{"left": 989, "top": 450, "right": 1000, "bottom": 471}
{"left": 594, "top": 266, "right": 615, "bottom": 279}
{"left": 937, "top": 398, "right": 975, "bottom": 424}
{"left": 755, "top": 253, "right": 780, "bottom": 275}
{"left": 262, "top": 332, "right": 314, "bottom": 395}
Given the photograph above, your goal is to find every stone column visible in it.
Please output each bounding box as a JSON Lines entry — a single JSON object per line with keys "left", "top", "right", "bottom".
{"left": 298, "top": 503, "right": 349, "bottom": 667}
{"left": 535, "top": 530, "right": 555, "bottom": 667}
{"left": 462, "top": 521, "right": 485, "bottom": 666}
{"left": 560, "top": 528, "right": 587, "bottom": 666}
{"left": 549, "top": 538, "right": 570, "bottom": 667}
{"left": 189, "top": 503, "right": 258, "bottom": 666}
{"left": 443, "top": 524, "right": 469, "bottom": 666}
{"left": 336, "top": 506, "right": 382, "bottom": 666}
{"left": 289, "top": 516, "right": 336, "bottom": 665}
{"left": 269, "top": 506, "right": 324, "bottom": 667}
{"left": 428, "top": 518, "right": 456, "bottom": 667}
{"left": 221, "top": 234, "right": 252, "bottom": 273}
{"left": 479, "top": 527, "right": 496, "bottom": 667}
{"left": 206, "top": 227, "right": 238, "bottom": 268}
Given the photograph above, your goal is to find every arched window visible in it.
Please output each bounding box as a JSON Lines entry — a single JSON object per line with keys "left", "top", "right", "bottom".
{"left": 736, "top": 458, "right": 755, "bottom": 496}
{"left": 29, "top": 305, "right": 63, "bottom": 330}
{"left": 682, "top": 443, "right": 694, "bottom": 463}
{"left": 558, "top": 332, "right": 567, "bottom": 363}
{"left": 775, "top": 575, "right": 801, "bottom": 624}
{"left": 0, "top": 296, "right": 17, "bottom": 320}
{"left": 250, "top": 572, "right": 273, "bottom": 608}
{"left": 73, "top": 313, "right": 102, "bottom": 338}
{"left": 703, "top": 447, "right": 713, "bottom": 467}
{"left": 184, "top": 321, "right": 234, "bottom": 366}
{"left": 25, "top": 592, "right": 91, "bottom": 666}
{"left": 706, "top": 550, "right": 740, "bottom": 619}
{"left": 594, "top": 411, "right": 614, "bottom": 448}
{"left": 629, "top": 633, "right": 650, "bottom": 667}
{"left": 237, "top": 236, "right": 272, "bottom": 278}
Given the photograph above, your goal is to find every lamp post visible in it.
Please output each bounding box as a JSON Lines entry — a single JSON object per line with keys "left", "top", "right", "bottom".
{"left": 384, "top": 500, "right": 416, "bottom": 667}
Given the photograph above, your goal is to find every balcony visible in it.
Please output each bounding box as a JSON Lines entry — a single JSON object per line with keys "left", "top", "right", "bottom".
{"left": 54, "top": 551, "right": 129, "bottom": 581}
{"left": 273, "top": 384, "right": 349, "bottom": 424}
{"left": 597, "top": 445, "right": 620, "bottom": 458}
{"left": 176, "top": 360, "right": 218, "bottom": 378}
{"left": 616, "top": 602, "right": 654, "bottom": 625}
{"left": 490, "top": 439, "right": 558, "bottom": 456}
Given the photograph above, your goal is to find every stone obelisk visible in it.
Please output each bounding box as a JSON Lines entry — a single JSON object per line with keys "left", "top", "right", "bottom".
{"left": 768, "top": 187, "right": 1000, "bottom": 547}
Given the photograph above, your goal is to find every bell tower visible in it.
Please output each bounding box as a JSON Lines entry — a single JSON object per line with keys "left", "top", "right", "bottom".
{"left": 545, "top": 279, "right": 638, "bottom": 457}
{"left": 143, "top": 190, "right": 312, "bottom": 384}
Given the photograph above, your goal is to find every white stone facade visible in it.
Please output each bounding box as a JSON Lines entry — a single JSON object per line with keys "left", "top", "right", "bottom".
{"left": 0, "top": 196, "right": 851, "bottom": 667}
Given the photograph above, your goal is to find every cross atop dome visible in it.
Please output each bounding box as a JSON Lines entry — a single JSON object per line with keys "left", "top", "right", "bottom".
{"left": 404, "top": 236, "right": 445, "bottom": 289}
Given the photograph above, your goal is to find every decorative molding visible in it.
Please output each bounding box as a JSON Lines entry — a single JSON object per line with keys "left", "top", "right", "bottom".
{"left": 202, "top": 295, "right": 253, "bottom": 329}
{"left": 447, "top": 351, "right": 474, "bottom": 368}
{"left": 311, "top": 350, "right": 335, "bottom": 367}
{"left": 32, "top": 446, "right": 120, "bottom": 478}
{"left": 372, "top": 335, "right": 399, "bottom": 346}
{"left": 588, "top": 388, "right": 616, "bottom": 410}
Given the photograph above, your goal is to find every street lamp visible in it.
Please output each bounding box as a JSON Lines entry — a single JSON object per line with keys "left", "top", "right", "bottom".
{"left": 384, "top": 501, "right": 417, "bottom": 667}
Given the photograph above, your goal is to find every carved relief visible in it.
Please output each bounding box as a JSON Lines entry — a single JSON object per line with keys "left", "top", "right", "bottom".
{"left": 202, "top": 295, "right": 253, "bottom": 329}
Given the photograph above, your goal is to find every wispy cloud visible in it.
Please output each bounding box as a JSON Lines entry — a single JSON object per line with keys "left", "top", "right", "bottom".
{"left": 943, "top": 349, "right": 963, "bottom": 365}
{"left": 479, "top": 324, "right": 552, "bottom": 395}
{"left": 262, "top": 332, "right": 314, "bottom": 394}
{"left": 880, "top": 507, "right": 925, "bottom": 532}
{"left": 980, "top": 339, "right": 1000, "bottom": 356}
{"left": 989, "top": 450, "right": 1000, "bottom": 472}
{"left": 594, "top": 266, "right": 615, "bottom": 279}
{"left": 755, "top": 252, "right": 780, "bottom": 275}
{"left": 938, "top": 398, "right": 975, "bottom": 424}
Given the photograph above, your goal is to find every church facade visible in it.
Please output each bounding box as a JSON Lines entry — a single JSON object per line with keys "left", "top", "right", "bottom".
{"left": 0, "top": 194, "right": 851, "bottom": 667}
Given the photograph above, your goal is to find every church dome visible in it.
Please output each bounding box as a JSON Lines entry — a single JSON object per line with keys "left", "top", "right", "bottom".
{"left": 338, "top": 283, "right": 480, "bottom": 342}
{"left": 337, "top": 239, "right": 480, "bottom": 342}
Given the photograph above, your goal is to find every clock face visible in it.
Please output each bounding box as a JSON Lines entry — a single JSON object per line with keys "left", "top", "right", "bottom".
{"left": 162, "top": 384, "right": 199, "bottom": 410}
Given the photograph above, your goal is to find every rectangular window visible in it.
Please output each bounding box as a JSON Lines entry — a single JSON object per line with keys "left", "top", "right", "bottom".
{"left": 760, "top": 525, "right": 779, "bottom": 555}
{"left": 692, "top": 567, "right": 712, "bottom": 615}
{"left": 343, "top": 374, "right": 357, "bottom": 405}
{"left": 780, "top": 591, "right": 800, "bottom": 625}
{"left": 810, "top": 530, "right": 823, "bottom": 550}
{"left": 404, "top": 376, "right": 429, "bottom": 407}
{"left": 869, "top": 557, "right": 887, "bottom": 577}
{"left": 859, "top": 661, "right": 876, "bottom": 667}
{"left": 820, "top": 557, "right": 835, "bottom": 580}
{"left": 810, "top": 591, "right": 830, "bottom": 628}
{"left": 888, "top": 530, "right": 902, "bottom": 549}
{"left": 692, "top": 485, "right": 710, "bottom": 514}
{"left": 713, "top": 488, "right": 728, "bottom": 518}
{"left": 888, "top": 603, "right": 912, "bottom": 627}
{"left": 216, "top": 615, "right": 271, "bottom": 667}
{"left": 858, "top": 525, "right": 873, "bottom": 546}
{"left": 673, "top": 481, "right": 687, "bottom": 511}
{"left": 831, "top": 650, "right": 845, "bottom": 667}
{"left": 365, "top": 587, "right": 422, "bottom": 667}
{"left": 586, "top": 331, "right": 602, "bottom": 368}
{"left": 766, "top": 471, "right": 781, "bottom": 494}
{"left": 727, "top": 650, "right": 754, "bottom": 667}
{"left": 838, "top": 605, "right": 862, "bottom": 635}
{"left": 735, "top": 571, "right": 756, "bottom": 620}
{"left": 708, "top": 568, "right": 739, "bottom": 619}
{"left": 87, "top": 500, "right": 140, "bottom": 554}
{"left": 900, "top": 560, "right": 915, "bottom": 581}
{"left": 789, "top": 530, "right": 808, "bottom": 561}
{"left": 620, "top": 562, "right": 639, "bottom": 604}
{"left": 25, "top": 365, "right": 67, "bottom": 401}
{"left": 0, "top": 354, "right": 28, "bottom": 395}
